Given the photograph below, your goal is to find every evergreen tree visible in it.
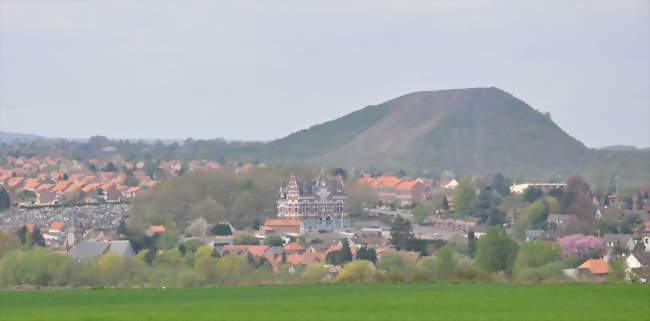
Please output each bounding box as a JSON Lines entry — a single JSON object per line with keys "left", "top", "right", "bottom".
{"left": 338, "top": 239, "right": 353, "bottom": 264}
{"left": 390, "top": 216, "right": 413, "bottom": 250}
{"left": 16, "top": 225, "right": 28, "bottom": 245}
{"left": 0, "top": 187, "right": 10, "bottom": 212}
{"left": 31, "top": 227, "right": 46, "bottom": 247}
{"left": 117, "top": 219, "right": 128, "bottom": 237}
{"left": 356, "top": 246, "right": 377, "bottom": 263}
{"left": 442, "top": 196, "right": 449, "bottom": 211}
{"left": 467, "top": 230, "right": 477, "bottom": 258}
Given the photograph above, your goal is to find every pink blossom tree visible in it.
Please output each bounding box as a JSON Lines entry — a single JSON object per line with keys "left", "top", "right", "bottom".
{"left": 557, "top": 234, "right": 604, "bottom": 258}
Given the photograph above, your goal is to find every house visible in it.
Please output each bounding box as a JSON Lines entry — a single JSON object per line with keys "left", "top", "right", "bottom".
{"left": 595, "top": 207, "right": 624, "bottom": 221}
{"left": 626, "top": 253, "right": 650, "bottom": 282}
{"left": 510, "top": 183, "right": 566, "bottom": 194}
{"left": 260, "top": 219, "right": 303, "bottom": 236}
{"left": 602, "top": 234, "right": 634, "bottom": 252}
{"left": 283, "top": 242, "right": 306, "bottom": 254}
{"left": 145, "top": 225, "right": 166, "bottom": 236}
{"left": 525, "top": 230, "right": 545, "bottom": 242}
{"left": 577, "top": 258, "right": 609, "bottom": 277}
{"left": 395, "top": 180, "right": 429, "bottom": 205}
{"left": 67, "top": 240, "right": 135, "bottom": 260}
{"left": 641, "top": 221, "right": 650, "bottom": 252}
{"left": 546, "top": 214, "right": 577, "bottom": 230}
{"left": 438, "top": 179, "right": 458, "bottom": 190}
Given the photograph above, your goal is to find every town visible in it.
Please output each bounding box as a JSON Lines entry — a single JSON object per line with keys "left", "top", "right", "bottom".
{"left": 1, "top": 149, "right": 649, "bottom": 287}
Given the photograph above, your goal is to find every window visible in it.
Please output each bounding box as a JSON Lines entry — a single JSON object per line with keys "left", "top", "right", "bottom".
{"left": 336, "top": 201, "right": 343, "bottom": 214}
{"left": 301, "top": 201, "right": 309, "bottom": 214}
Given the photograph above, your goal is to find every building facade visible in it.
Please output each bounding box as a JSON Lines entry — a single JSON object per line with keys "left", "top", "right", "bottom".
{"left": 276, "top": 172, "right": 347, "bottom": 231}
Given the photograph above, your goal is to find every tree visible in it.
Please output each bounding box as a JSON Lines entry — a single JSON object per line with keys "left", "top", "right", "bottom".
{"left": 377, "top": 252, "right": 415, "bottom": 282}
{"left": 475, "top": 226, "right": 518, "bottom": 276}
{"left": 338, "top": 239, "right": 353, "bottom": 264}
{"left": 264, "top": 235, "right": 284, "bottom": 247}
{"left": 527, "top": 200, "right": 548, "bottom": 228}
{"left": 0, "top": 231, "right": 20, "bottom": 259}
{"left": 31, "top": 228, "right": 46, "bottom": 247}
{"left": 414, "top": 256, "right": 437, "bottom": 281}
{"left": 301, "top": 263, "right": 328, "bottom": 283}
{"left": 412, "top": 202, "right": 432, "bottom": 223}
{"left": 123, "top": 174, "right": 140, "bottom": 187}
{"left": 467, "top": 231, "right": 477, "bottom": 258}
{"left": 211, "top": 224, "right": 232, "bottom": 236}
{"left": 557, "top": 234, "right": 604, "bottom": 258}
{"left": 117, "top": 219, "right": 128, "bottom": 237}
{"left": 606, "top": 257, "right": 626, "bottom": 283}
{"left": 435, "top": 245, "right": 457, "bottom": 280}
{"left": 356, "top": 246, "right": 377, "bottom": 263}
{"left": 103, "top": 162, "right": 117, "bottom": 172}
{"left": 16, "top": 225, "right": 28, "bottom": 245}
{"left": 491, "top": 173, "right": 511, "bottom": 197}
{"left": 523, "top": 187, "right": 544, "bottom": 203}
{"left": 0, "top": 187, "right": 10, "bottom": 212}
{"left": 97, "top": 252, "right": 125, "bottom": 285}
{"left": 545, "top": 196, "right": 561, "bottom": 214}
{"left": 454, "top": 177, "right": 476, "bottom": 216}
{"left": 441, "top": 196, "right": 450, "bottom": 211}
{"left": 234, "top": 233, "right": 259, "bottom": 245}
{"left": 389, "top": 216, "right": 413, "bottom": 250}
{"left": 144, "top": 247, "right": 157, "bottom": 265}
{"left": 514, "top": 241, "right": 562, "bottom": 272}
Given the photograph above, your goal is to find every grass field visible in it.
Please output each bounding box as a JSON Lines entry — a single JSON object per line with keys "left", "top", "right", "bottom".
{"left": 0, "top": 283, "right": 648, "bottom": 321}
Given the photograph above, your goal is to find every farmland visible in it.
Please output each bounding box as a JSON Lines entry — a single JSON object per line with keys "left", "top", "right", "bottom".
{"left": 0, "top": 283, "right": 647, "bottom": 321}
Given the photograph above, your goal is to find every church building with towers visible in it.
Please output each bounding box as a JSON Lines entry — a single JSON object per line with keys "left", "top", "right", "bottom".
{"left": 275, "top": 171, "right": 347, "bottom": 231}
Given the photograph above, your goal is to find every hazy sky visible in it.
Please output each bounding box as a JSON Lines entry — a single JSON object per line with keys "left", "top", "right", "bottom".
{"left": 0, "top": 1, "right": 648, "bottom": 147}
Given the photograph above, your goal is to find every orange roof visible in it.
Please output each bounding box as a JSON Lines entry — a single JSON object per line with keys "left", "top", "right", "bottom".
{"left": 100, "top": 183, "right": 115, "bottom": 190}
{"left": 578, "top": 259, "right": 609, "bottom": 274}
{"left": 36, "top": 183, "right": 54, "bottom": 192}
{"left": 64, "top": 181, "right": 85, "bottom": 194}
{"left": 126, "top": 186, "right": 141, "bottom": 193}
{"left": 356, "top": 177, "right": 376, "bottom": 185}
{"left": 50, "top": 221, "right": 65, "bottom": 231}
{"left": 82, "top": 182, "right": 102, "bottom": 193}
{"left": 371, "top": 176, "right": 403, "bottom": 187}
{"left": 247, "top": 245, "right": 270, "bottom": 257}
{"left": 396, "top": 180, "right": 418, "bottom": 189}
{"left": 24, "top": 224, "right": 35, "bottom": 232}
{"left": 148, "top": 225, "right": 166, "bottom": 233}
{"left": 8, "top": 177, "right": 25, "bottom": 187}
{"left": 287, "top": 252, "right": 319, "bottom": 265}
{"left": 284, "top": 242, "right": 305, "bottom": 251}
{"left": 51, "top": 180, "right": 72, "bottom": 192}
{"left": 263, "top": 219, "right": 302, "bottom": 227}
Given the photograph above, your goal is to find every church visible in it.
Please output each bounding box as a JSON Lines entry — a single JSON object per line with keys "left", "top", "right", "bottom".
{"left": 276, "top": 171, "right": 347, "bottom": 231}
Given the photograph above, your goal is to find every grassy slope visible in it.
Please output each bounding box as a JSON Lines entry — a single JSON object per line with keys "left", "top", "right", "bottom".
{"left": 0, "top": 283, "right": 647, "bottom": 321}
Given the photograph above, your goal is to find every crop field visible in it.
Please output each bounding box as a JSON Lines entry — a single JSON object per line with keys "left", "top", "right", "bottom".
{"left": 0, "top": 283, "right": 647, "bottom": 321}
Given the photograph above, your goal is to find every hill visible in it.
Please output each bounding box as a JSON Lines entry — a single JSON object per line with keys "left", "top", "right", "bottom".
{"left": 264, "top": 87, "right": 591, "bottom": 172}
{"left": 0, "top": 131, "right": 46, "bottom": 143}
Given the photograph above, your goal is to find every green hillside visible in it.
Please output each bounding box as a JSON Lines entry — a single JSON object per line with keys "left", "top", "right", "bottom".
{"left": 264, "top": 87, "right": 591, "bottom": 172}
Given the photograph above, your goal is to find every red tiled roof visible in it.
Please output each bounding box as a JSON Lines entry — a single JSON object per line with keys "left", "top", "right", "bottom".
{"left": 50, "top": 221, "right": 65, "bottom": 231}
{"left": 148, "top": 225, "right": 166, "bottom": 233}
{"left": 396, "top": 180, "right": 418, "bottom": 189}
{"left": 247, "top": 245, "right": 270, "bottom": 257}
{"left": 284, "top": 242, "right": 304, "bottom": 251}
{"left": 82, "top": 182, "right": 102, "bottom": 193}
{"left": 578, "top": 259, "right": 609, "bottom": 274}
{"left": 263, "top": 219, "right": 302, "bottom": 227}
{"left": 371, "top": 176, "right": 403, "bottom": 187}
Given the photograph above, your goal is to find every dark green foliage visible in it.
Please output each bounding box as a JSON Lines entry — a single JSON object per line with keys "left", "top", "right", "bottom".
{"left": 234, "top": 234, "right": 259, "bottom": 245}
{"left": 356, "top": 246, "right": 377, "bottom": 263}
{"left": 31, "top": 228, "right": 45, "bottom": 247}
{"left": 523, "top": 187, "right": 544, "bottom": 203}
{"left": 467, "top": 231, "right": 477, "bottom": 258}
{"left": 476, "top": 226, "right": 518, "bottom": 276}
{"left": 103, "top": 162, "right": 117, "bottom": 172}
{"left": 491, "top": 173, "right": 511, "bottom": 197}
{"left": 326, "top": 239, "right": 353, "bottom": 266}
{"left": 0, "top": 187, "right": 10, "bottom": 212}
{"left": 474, "top": 188, "right": 505, "bottom": 225}
{"left": 264, "top": 235, "right": 284, "bottom": 247}
{"left": 117, "top": 219, "right": 128, "bottom": 237}
{"left": 16, "top": 226, "right": 27, "bottom": 245}
{"left": 211, "top": 224, "right": 232, "bottom": 236}
{"left": 441, "top": 197, "right": 449, "bottom": 211}
{"left": 389, "top": 216, "right": 413, "bottom": 250}
{"left": 144, "top": 247, "right": 157, "bottom": 265}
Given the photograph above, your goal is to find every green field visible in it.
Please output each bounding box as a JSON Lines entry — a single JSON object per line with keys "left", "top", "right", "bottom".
{"left": 0, "top": 283, "right": 648, "bottom": 321}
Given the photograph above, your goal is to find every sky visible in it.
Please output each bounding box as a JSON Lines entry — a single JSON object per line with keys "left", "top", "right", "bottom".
{"left": 0, "top": 0, "right": 648, "bottom": 148}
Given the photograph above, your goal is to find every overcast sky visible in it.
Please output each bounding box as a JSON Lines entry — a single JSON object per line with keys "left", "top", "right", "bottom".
{"left": 0, "top": 1, "right": 648, "bottom": 147}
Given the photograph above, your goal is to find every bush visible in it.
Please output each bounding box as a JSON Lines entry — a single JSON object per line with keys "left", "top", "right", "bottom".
{"left": 336, "top": 260, "right": 376, "bottom": 283}
{"left": 377, "top": 252, "right": 415, "bottom": 283}
{"left": 301, "top": 263, "right": 329, "bottom": 284}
